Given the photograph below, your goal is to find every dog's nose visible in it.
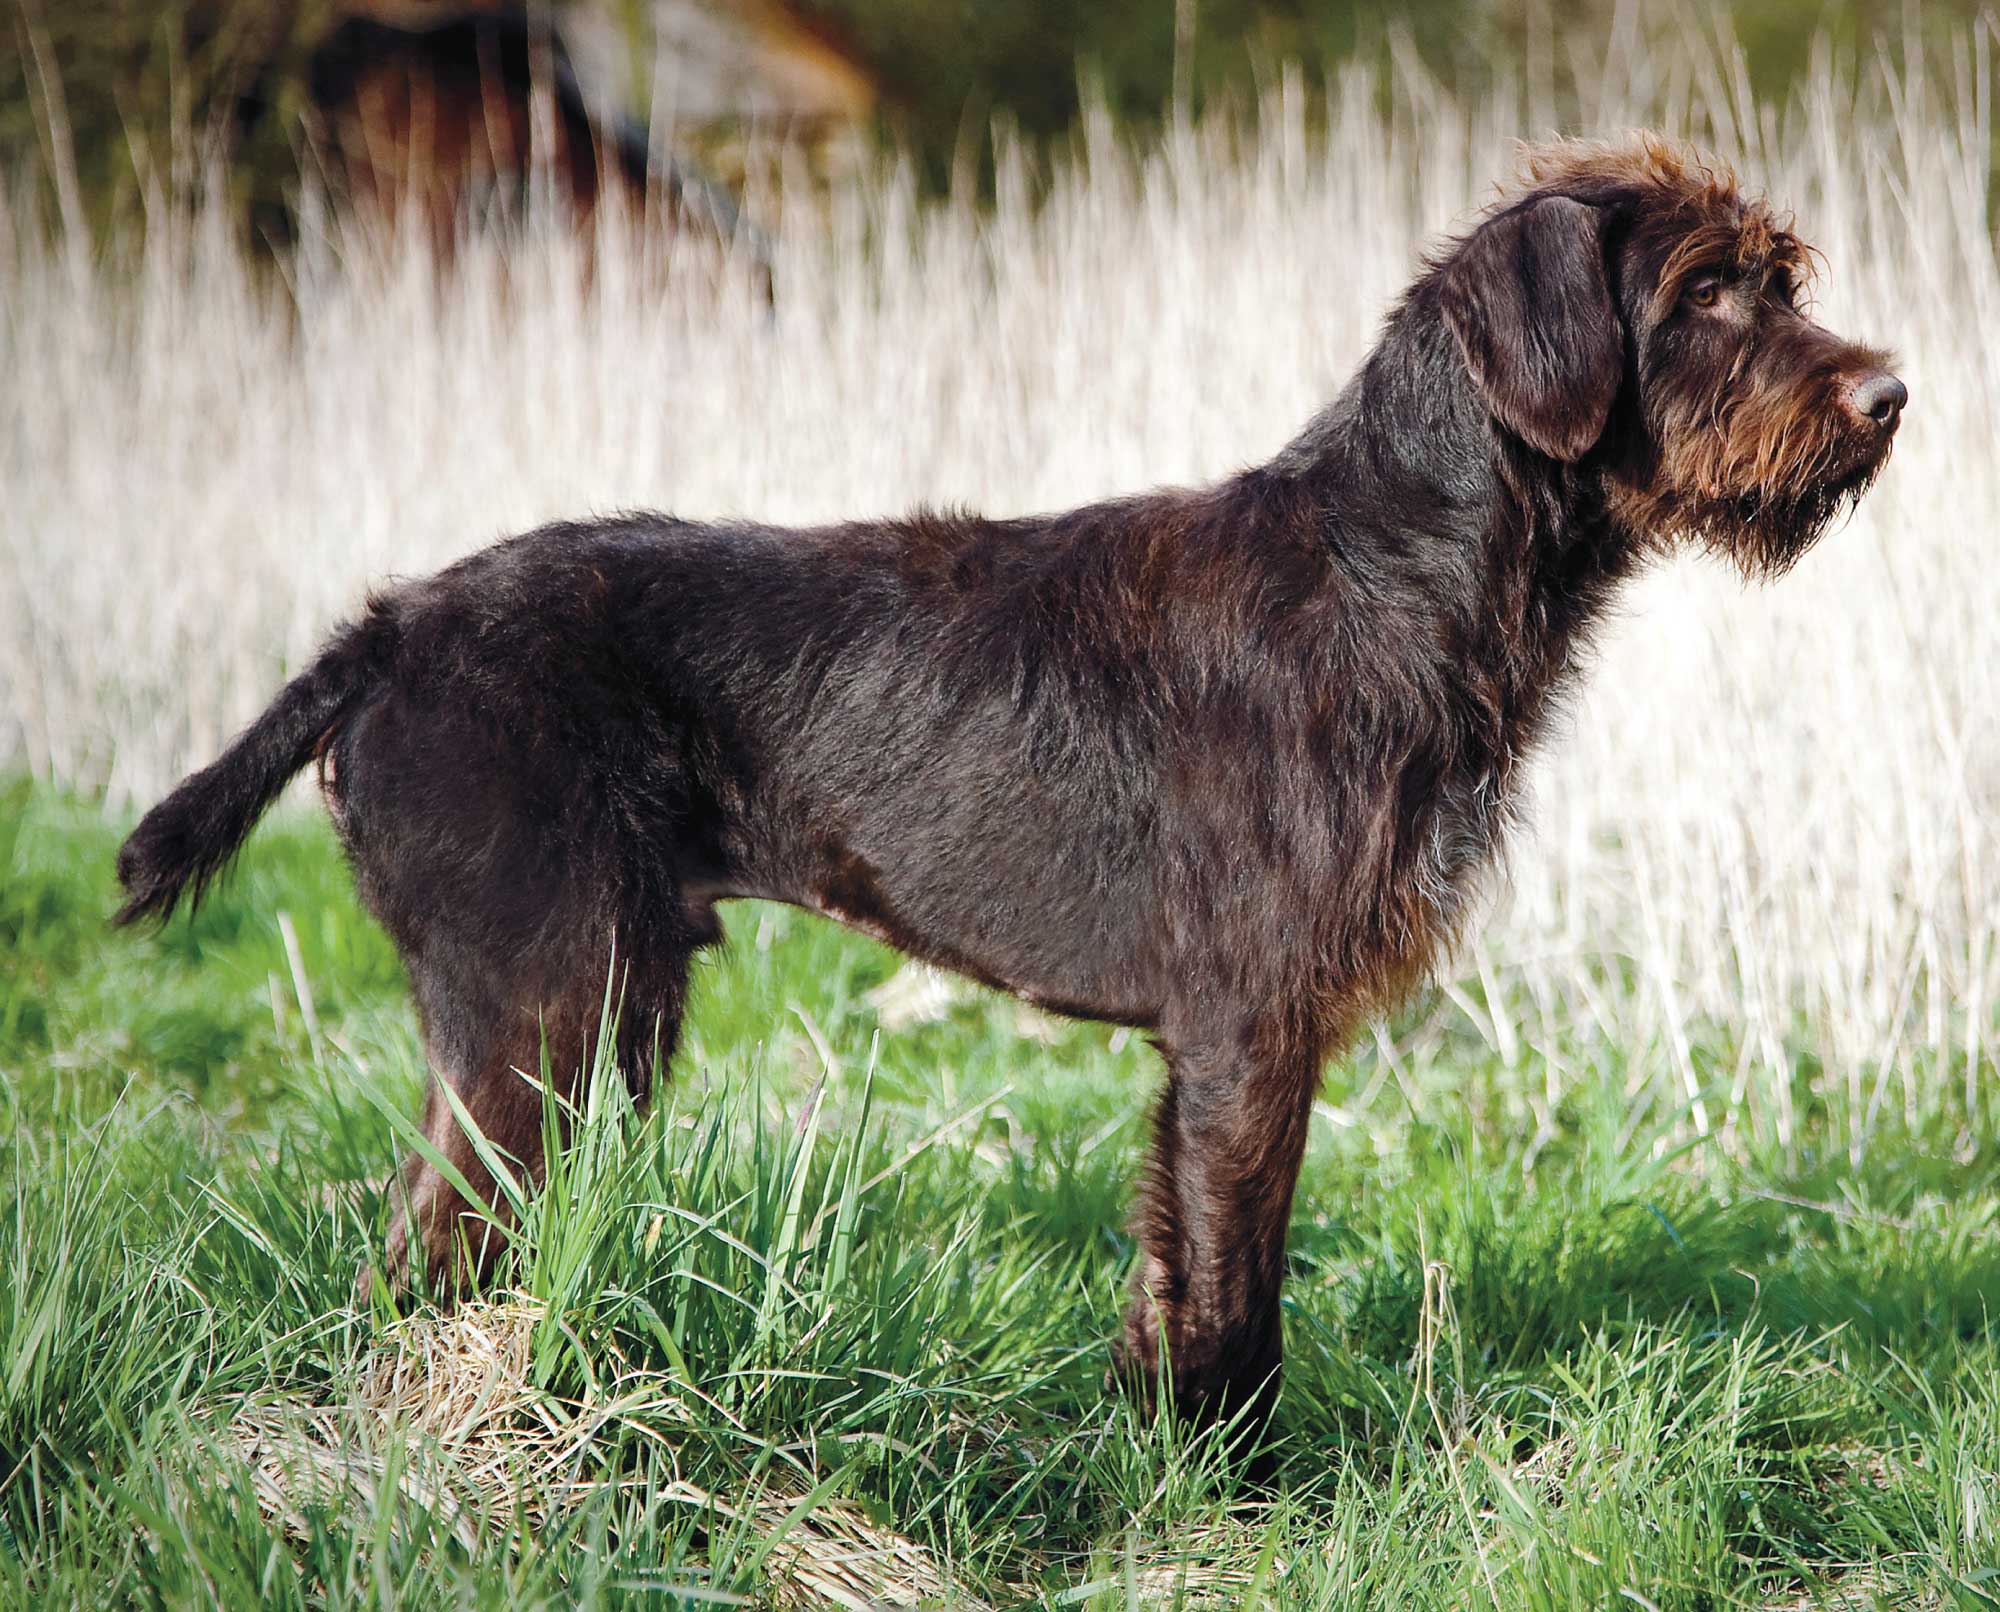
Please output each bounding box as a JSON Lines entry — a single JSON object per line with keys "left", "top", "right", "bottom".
{"left": 1848, "top": 371, "right": 1908, "bottom": 432}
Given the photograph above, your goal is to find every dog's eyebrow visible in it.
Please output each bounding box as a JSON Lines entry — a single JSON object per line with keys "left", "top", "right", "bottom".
{"left": 1729, "top": 202, "right": 1818, "bottom": 278}
{"left": 1767, "top": 228, "right": 1823, "bottom": 286}
{"left": 1647, "top": 207, "right": 1820, "bottom": 321}
{"left": 1652, "top": 221, "right": 1746, "bottom": 315}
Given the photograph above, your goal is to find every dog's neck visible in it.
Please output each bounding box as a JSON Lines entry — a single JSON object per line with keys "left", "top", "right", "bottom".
{"left": 1272, "top": 296, "right": 1645, "bottom": 740}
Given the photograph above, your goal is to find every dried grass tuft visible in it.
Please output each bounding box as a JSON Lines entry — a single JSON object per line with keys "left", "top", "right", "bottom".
{"left": 203, "top": 1296, "right": 988, "bottom": 1610}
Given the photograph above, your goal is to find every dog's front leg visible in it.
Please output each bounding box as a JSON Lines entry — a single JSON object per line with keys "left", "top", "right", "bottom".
{"left": 1117, "top": 1027, "right": 1320, "bottom": 1432}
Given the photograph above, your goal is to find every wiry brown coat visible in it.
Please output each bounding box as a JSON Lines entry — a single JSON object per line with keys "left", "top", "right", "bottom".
{"left": 117, "top": 135, "right": 1905, "bottom": 1432}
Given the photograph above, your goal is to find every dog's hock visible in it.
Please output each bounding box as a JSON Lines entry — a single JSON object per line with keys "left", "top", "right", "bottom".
{"left": 1438, "top": 193, "right": 1623, "bottom": 463}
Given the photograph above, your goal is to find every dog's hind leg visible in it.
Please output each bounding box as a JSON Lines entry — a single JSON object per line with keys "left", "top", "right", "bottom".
{"left": 1117, "top": 1021, "right": 1323, "bottom": 1432}
{"left": 368, "top": 934, "right": 694, "bottom": 1300}
{"left": 326, "top": 669, "right": 712, "bottom": 1300}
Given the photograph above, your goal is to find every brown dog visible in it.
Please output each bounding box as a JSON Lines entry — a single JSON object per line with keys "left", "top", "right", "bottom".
{"left": 117, "top": 136, "right": 1903, "bottom": 1432}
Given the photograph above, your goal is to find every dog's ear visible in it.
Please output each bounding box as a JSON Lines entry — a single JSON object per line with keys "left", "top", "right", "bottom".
{"left": 1439, "top": 194, "right": 1622, "bottom": 462}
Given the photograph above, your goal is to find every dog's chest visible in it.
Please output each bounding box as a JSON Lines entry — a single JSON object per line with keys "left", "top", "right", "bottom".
{"left": 1413, "top": 759, "right": 1513, "bottom": 927}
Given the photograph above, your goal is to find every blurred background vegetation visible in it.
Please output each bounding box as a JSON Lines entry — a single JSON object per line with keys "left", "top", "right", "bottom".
{"left": 0, "top": 0, "right": 1978, "bottom": 246}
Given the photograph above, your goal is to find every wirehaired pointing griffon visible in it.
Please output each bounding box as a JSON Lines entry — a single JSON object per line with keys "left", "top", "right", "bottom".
{"left": 119, "top": 137, "right": 1905, "bottom": 1431}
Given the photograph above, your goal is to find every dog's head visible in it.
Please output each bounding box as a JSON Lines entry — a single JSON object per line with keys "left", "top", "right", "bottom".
{"left": 1435, "top": 135, "right": 1903, "bottom": 576}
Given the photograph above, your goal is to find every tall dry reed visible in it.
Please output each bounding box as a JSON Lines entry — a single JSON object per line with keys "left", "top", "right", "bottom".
{"left": 7, "top": 24, "right": 1996, "bottom": 1155}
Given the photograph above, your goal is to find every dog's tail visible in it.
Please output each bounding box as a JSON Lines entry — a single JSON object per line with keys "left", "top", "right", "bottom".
{"left": 115, "top": 610, "right": 396, "bottom": 926}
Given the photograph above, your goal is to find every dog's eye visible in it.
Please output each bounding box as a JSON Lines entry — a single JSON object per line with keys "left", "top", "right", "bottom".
{"left": 1686, "top": 276, "right": 1723, "bottom": 309}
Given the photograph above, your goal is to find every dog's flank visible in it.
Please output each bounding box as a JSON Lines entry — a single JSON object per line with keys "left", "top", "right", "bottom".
{"left": 117, "top": 133, "right": 1904, "bottom": 1435}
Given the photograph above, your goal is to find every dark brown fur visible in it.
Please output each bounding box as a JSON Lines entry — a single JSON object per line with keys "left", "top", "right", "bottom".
{"left": 115, "top": 135, "right": 1904, "bottom": 1435}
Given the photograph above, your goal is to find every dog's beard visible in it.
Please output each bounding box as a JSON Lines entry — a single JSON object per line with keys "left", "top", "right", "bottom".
{"left": 1656, "top": 450, "right": 1890, "bottom": 579}
{"left": 1641, "top": 372, "right": 1899, "bottom": 579}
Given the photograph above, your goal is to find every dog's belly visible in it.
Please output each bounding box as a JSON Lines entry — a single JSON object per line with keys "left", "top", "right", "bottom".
{"left": 700, "top": 830, "right": 1163, "bottom": 1030}
{"left": 675, "top": 651, "right": 1170, "bottom": 1027}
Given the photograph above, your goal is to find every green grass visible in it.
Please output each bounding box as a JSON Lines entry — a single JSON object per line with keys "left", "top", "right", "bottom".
{"left": 2, "top": 774, "right": 1997, "bottom": 1608}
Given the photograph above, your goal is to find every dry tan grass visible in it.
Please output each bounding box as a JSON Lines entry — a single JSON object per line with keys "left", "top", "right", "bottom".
{"left": 1767, "top": 1568, "right": 1932, "bottom": 1611}
{"left": 1124, "top": 1524, "right": 1294, "bottom": 1606}
{"left": 202, "top": 1297, "right": 987, "bottom": 1609}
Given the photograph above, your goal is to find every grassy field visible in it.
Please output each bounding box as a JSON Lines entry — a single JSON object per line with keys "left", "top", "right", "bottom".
{"left": 9, "top": 13, "right": 2000, "bottom": 1608}
{"left": 5, "top": 779, "right": 2000, "bottom": 1607}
